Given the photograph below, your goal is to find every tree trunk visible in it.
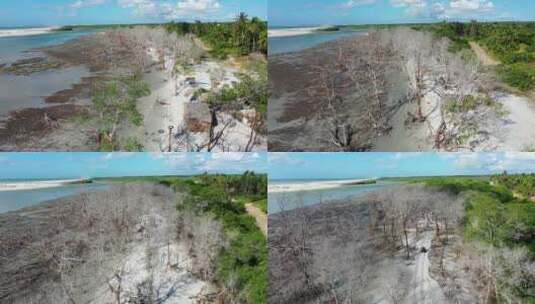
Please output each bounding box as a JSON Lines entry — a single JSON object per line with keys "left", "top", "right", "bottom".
{"left": 403, "top": 221, "right": 410, "bottom": 259}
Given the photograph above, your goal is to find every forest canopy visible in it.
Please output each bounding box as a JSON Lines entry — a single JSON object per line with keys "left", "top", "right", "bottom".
{"left": 165, "top": 13, "right": 267, "bottom": 59}
{"left": 416, "top": 21, "right": 535, "bottom": 91}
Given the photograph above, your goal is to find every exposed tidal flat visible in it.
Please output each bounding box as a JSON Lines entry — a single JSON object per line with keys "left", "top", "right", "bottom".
{"left": 0, "top": 27, "right": 100, "bottom": 63}
{"left": 268, "top": 26, "right": 367, "bottom": 55}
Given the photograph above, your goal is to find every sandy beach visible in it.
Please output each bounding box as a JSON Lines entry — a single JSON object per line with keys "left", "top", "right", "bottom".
{"left": 0, "top": 27, "right": 57, "bottom": 38}
{"left": 0, "top": 179, "right": 90, "bottom": 191}
{"left": 268, "top": 27, "right": 325, "bottom": 37}
{"left": 268, "top": 178, "right": 376, "bottom": 193}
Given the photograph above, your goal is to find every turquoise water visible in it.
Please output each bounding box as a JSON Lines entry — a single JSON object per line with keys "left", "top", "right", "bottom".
{"left": 0, "top": 29, "right": 98, "bottom": 116}
{"left": 268, "top": 28, "right": 368, "bottom": 55}
{"left": 268, "top": 180, "right": 394, "bottom": 213}
{"left": 0, "top": 182, "right": 110, "bottom": 213}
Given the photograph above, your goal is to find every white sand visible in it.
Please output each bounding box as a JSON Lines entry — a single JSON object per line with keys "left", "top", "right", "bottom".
{"left": 93, "top": 243, "right": 213, "bottom": 304}
{"left": 268, "top": 27, "right": 325, "bottom": 38}
{"left": 405, "top": 231, "right": 447, "bottom": 304}
{"left": 0, "top": 179, "right": 89, "bottom": 191}
{"left": 135, "top": 53, "right": 266, "bottom": 152}
{"left": 494, "top": 92, "right": 535, "bottom": 151}
{"left": 268, "top": 178, "right": 376, "bottom": 193}
{"left": 0, "top": 27, "right": 56, "bottom": 38}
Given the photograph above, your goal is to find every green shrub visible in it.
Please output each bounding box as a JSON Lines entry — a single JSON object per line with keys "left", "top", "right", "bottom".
{"left": 166, "top": 173, "right": 267, "bottom": 303}
{"left": 498, "top": 64, "right": 535, "bottom": 91}
{"left": 124, "top": 137, "right": 144, "bottom": 152}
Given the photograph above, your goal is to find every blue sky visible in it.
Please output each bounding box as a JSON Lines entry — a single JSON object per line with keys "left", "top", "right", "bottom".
{"left": 269, "top": 0, "right": 535, "bottom": 26}
{"left": 269, "top": 153, "right": 535, "bottom": 180}
{"left": 0, "top": 0, "right": 266, "bottom": 27}
{"left": 0, "top": 153, "right": 267, "bottom": 179}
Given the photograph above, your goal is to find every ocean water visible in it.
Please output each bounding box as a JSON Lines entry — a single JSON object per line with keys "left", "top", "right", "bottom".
{"left": 268, "top": 179, "right": 394, "bottom": 213}
{"left": 268, "top": 28, "right": 368, "bottom": 55}
{"left": 0, "top": 28, "right": 98, "bottom": 116}
{"left": 0, "top": 28, "right": 99, "bottom": 64}
{"left": 0, "top": 181, "right": 110, "bottom": 213}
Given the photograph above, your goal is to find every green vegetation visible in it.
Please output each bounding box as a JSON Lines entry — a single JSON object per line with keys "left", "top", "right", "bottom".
{"left": 416, "top": 21, "right": 535, "bottom": 91}
{"left": 165, "top": 13, "right": 267, "bottom": 59}
{"left": 419, "top": 176, "right": 534, "bottom": 254}
{"left": 316, "top": 26, "right": 340, "bottom": 32}
{"left": 208, "top": 61, "right": 268, "bottom": 119}
{"left": 92, "top": 76, "right": 150, "bottom": 151}
{"left": 491, "top": 171, "right": 535, "bottom": 198}
{"left": 123, "top": 137, "right": 144, "bottom": 152}
{"left": 253, "top": 198, "right": 267, "bottom": 214}
{"left": 157, "top": 171, "right": 267, "bottom": 304}
{"left": 417, "top": 175, "right": 535, "bottom": 301}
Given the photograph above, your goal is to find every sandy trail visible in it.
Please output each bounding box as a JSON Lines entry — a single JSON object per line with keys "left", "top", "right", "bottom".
{"left": 245, "top": 203, "right": 267, "bottom": 237}
{"left": 406, "top": 231, "right": 446, "bottom": 304}
{"left": 469, "top": 42, "right": 500, "bottom": 66}
{"left": 136, "top": 61, "right": 238, "bottom": 151}
{"left": 494, "top": 92, "right": 535, "bottom": 150}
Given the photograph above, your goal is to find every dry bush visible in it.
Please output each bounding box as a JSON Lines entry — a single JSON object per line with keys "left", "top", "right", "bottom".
{"left": 100, "top": 26, "right": 202, "bottom": 75}
{"left": 0, "top": 183, "right": 178, "bottom": 304}
{"left": 177, "top": 209, "right": 226, "bottom": 281}
{"left": 269, "top": 185, "right": 466, "bottom": 304}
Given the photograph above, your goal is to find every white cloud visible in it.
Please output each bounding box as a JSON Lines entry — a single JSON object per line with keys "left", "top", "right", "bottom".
{"left": 445, "top": 153, "right": 535, "bottom": 174}
{"left": 387, "top": 0, "right": 496, "bottom": 19}
{"left": 341, "top": 0, "right": 377, "bottom": 8}
{"left": 150, "top": 153, "right": 266, "bottom": 174}
{"left": 434, "top": 0, "right": 495, "bottom": 19}
{"left": 177, "top": 0, "right": 220, "bottom": 11}
{"left": 449, "top": 0, "right": 494, "bottom": 11}
{"left": 118, "top": 0, "right": 222, "bottom": 20}
{"left": 269, "top": 153, "right": 306, "bottom": 166}
{"left": 69, "top": 0, "right": 106, "bottom": 9}
{"left": 390, "top": 0, "right": 428, "bottom": 16}
{"left": 391, "top": 0, "right": 427, "bottom": 8}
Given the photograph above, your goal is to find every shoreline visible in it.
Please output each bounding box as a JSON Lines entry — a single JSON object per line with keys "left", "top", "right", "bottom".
{"left": 268, "top": 26, "right": 325, "bottom": 37}
{"left": 0, "top": 178, "right": 91, "bottom": 191}
{"left": 0, "top": 27, "right": 57, "bottom": 38}
{"left": 0, "top": 27, "right": 267, "bottom": 151}
{"left": 268, "top": 178, "right": 377, "bottom": 193}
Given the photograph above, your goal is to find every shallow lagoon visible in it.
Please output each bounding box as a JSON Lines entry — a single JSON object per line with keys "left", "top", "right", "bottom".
{"left": 268, "top": 28, "right": 367, "bottom": 55}
{"left": 0, "top": 29, "right": 98, "bottom": 116}
{"left": 268, "top": 179, "right": 395, "bottom": 213}
{"left": 0, "top": 182, "right": 110, "bottom": 213}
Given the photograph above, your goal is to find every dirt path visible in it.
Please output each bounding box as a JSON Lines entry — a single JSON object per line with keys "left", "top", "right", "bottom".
{"left": 406, "top": 231, "right": 446, "bottom": 304}
{"left": 136, "top": 61, "right": 239, "bottom": 151}
{"left": 245, "top": 203, "right": 267, "bottom": 237}
{"left": 469, "top": 42, "right": 500, "bottom": 66}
